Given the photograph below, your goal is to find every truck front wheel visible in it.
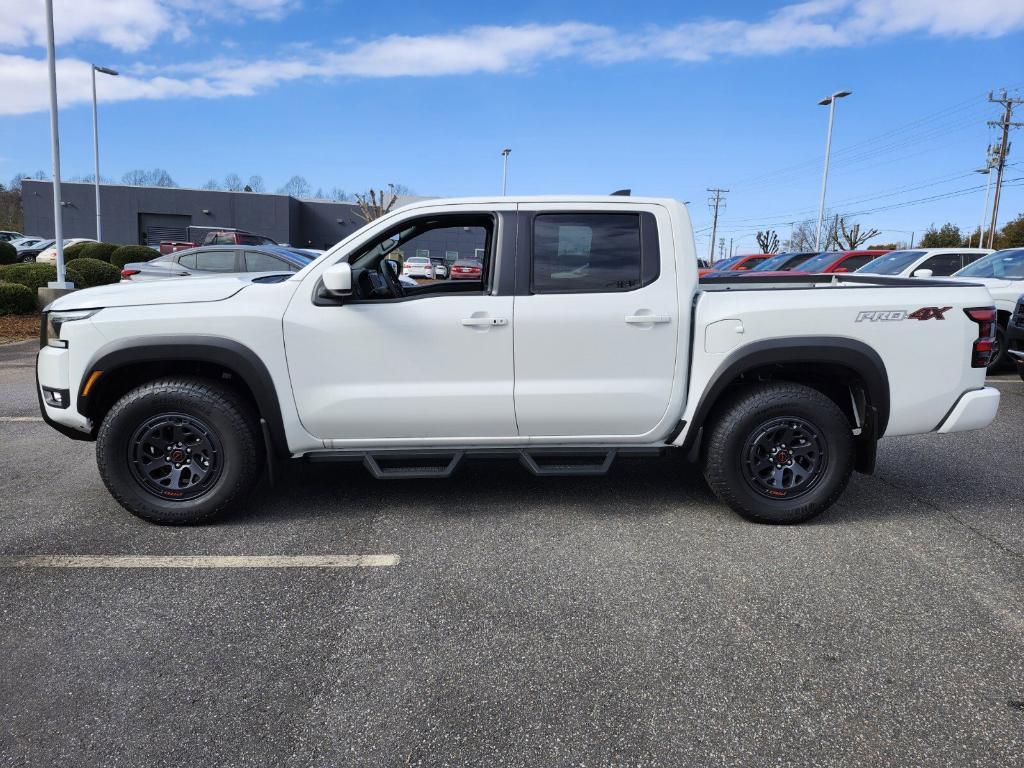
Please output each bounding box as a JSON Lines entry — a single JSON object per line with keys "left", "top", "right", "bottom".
{"left": 96, "top": 377, "right": 262, "bottom": 524}
{"left": 702, "top": 382, "right": 855, "bottom": 524}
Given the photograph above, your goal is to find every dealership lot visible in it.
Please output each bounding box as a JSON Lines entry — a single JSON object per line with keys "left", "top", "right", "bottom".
{"left": 0, "top": 339, "right": 1022, "bottom": 766}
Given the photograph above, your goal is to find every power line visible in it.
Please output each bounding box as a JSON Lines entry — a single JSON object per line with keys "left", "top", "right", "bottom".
{"left": 706, "top": 188, "right": 728, "bottom": 264}
{"left": 986, "top": 89, "right": 1023, "bottom": 247}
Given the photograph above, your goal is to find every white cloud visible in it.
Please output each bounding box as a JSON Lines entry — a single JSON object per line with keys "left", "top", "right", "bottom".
{"left": 1, "top": 1, "right": 1022, "bottom": 116}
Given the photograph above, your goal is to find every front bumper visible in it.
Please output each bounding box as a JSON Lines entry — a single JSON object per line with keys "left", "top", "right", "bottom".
{"left": 936, "top": 387, "right": 1001, "bottom": 434}
{"left": 36, "top": 345, "right": 93, "bottom": 439}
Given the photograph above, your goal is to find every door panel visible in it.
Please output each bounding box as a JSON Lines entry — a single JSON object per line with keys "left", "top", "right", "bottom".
{"left": 513, "top": 207, "right": 679, "bottom": 438}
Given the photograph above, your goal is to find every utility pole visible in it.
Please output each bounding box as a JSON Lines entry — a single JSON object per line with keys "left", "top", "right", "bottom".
{"left": 501, "top": 148, "right": 511, "bottom": 195}
{"left": 986, "top": 89, "right": 1023, "bottom": 248}
{"left": 706, "top": 187, "right": 727, "bottom": 264}
{"left": 44, "top": 0, "right": 71, "bottom": 290}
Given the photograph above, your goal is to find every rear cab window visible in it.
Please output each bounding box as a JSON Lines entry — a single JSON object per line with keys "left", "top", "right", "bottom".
{"left": 531, "top": 212, "right": 659, "bottom": 293}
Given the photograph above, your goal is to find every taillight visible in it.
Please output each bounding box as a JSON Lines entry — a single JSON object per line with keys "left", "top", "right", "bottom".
{"left": 964, "top": 307, "right": 996, "bottom": 368}
{"left": 120, "top": 269, "right": 140, "bottom": 279}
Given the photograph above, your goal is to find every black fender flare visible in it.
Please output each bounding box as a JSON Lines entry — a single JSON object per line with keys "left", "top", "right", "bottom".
{"left": 77, "top": 335, "right": 289, "bottom": 457}
{"left": 681, "top": 336, "right": 890, "bottom": 451}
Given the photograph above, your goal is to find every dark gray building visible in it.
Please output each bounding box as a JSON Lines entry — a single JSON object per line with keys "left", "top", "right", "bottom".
{"left": 22, "top": 181, "right": 373, "bottom": 251}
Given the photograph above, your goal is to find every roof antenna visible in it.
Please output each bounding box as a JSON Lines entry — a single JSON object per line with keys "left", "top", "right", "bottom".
{"left": 610, "top": 189, "right": 631, "bottom": 196}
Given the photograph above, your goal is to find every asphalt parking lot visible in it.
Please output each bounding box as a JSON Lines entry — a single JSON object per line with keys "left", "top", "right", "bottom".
{"left": 1, "top": 338, "right": 1022, "bottom": 767}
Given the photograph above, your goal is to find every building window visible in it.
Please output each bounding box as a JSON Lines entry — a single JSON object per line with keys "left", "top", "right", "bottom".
{"left": 446, "top": 250, "right": 458, "bottom": 264}
{"left": 415, "top": 249, "right": 430, "bottom": 259}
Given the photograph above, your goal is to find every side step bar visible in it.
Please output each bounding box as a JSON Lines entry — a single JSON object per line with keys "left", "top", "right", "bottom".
{"left": 304, "top": 446, "right": 663, "bottom": 479}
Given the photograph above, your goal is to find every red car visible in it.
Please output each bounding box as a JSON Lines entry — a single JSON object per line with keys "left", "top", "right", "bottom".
{"left": 697, "top": 253, "right": 772, "bottom": 277}
{"left": 450, "top": 259, "right": 483, "bottom": 279}
{"left": 750, "top": 249, "right": 891, "bottom": 277}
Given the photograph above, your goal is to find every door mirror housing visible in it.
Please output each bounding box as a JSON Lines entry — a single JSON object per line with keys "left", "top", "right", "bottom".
{"left": 323, "top": 262, "right": 353, "bottom": 296}
{"left": 912, "top": 268, "right": 933, "bottom": 278}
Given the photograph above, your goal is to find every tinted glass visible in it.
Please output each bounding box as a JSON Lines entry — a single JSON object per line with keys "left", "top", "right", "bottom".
{"left": 244, "top": 251, "right": 288, "bottom": 272}
{"left": 194, "top": 250, "right": 237, "bottom": 272}
{"left": 533, "top": 214, "right": 641, "bottom": 293}
{"left": 178, "top": 253, "right": 197, "bottom": 268}
{"left": 837, "top": 255, "right": 873, "bottom": 271}
{"left": 793, "top": 252, "right": 842, "bottom": 272}
{"left": 732, "top": 256, "right": 769, "bottom": 270}
{"left": 857, "top": 250, "right": 925, "bottom": 274}
{"left": 918, "top": 253, "right": 963, "bottom": 276}
{"left": 706, "top": 255, "right": 743, "bottom": 271}
{"left": 956, "top": 248, "right": 1024, "bottom": 279}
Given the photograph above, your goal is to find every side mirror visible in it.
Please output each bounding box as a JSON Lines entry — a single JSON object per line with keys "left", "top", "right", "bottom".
{"left": 323, "top": 262, "right": 353, "bottom": 296}
{"left": 913, "top": 268, "right": 933, "bottom": 278}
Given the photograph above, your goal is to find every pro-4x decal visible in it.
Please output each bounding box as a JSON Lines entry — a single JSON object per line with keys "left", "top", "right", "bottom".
{"left": 856, "top": 307, "right": 952, "bottom": 322}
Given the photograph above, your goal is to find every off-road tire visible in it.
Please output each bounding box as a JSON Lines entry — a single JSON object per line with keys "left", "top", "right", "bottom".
{"left": 987, "top": 324, "right": 1007, "bottom": 374}
{"left": 96, "top": 377, "right": 262, "bottom": 524}
{"left": 702, "top": 382, "right": 855, "bottom": 524}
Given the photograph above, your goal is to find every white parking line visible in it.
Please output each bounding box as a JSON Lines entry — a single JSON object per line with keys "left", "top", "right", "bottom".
{"left": 0, "top": 416, "right": 43, "bottom": 422}
{"left": 0, "top": 554, "right": 401, "bottom": 568}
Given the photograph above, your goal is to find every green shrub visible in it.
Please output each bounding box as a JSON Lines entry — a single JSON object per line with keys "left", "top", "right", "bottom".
{"left": 63, "top": 241, "right": 92, "bottom": 261}
{"left": 66, "top": 257, "right": 119, "bottom": 288}
{"left": 0, "top": 262, "right": 90, "bottom": 290}
{"left": 110, "top": 245, "right": 159, "bottom": 270}
{"left": 79, "top": 241, "right": 118, "bottom": 262}
{"left": 0, "top": 241, "right": 16, "bottom": 265}
{"left": 0, "top": 282, "right": 35, "bottom": 315}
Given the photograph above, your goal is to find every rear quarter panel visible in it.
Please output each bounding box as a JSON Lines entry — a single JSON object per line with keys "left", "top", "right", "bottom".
{"left": 685, "top": 283, "right": 993, "bottom": 437}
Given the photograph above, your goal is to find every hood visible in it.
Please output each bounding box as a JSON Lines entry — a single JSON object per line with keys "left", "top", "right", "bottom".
{"left": 46, "top": 273, "right": 254, "bottom": 311}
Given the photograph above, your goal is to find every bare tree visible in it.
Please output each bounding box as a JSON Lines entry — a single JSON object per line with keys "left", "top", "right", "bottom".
{"left": 223, "top": 173, "right": 243, "bottom": 191}
{"left": 278, "top": 175, "right": 311, "bottom": 198}
{"left": 354, "top": 184, "right": 400, "bottom": 223}
{"left": 247, "top": 175, "right": 265, "bottom": 193}
{"left": 329, "top": 187, "right": 352, "bottom": 202}
{"left": 756, "top": 229, "right": 780, "bottom": 254}
{"left": 785, "top": 219, "right": 817, "bottom": 251}
{"left": 202, "top": 179, "right": 220, "bottom": 190}
{"left": 836, "top": 218, "right": 881, "bottom": 250}
{"left": 122, "top": 168, "right": 177, "bottom": 187}
{"left": 121, "top": 169, "right": 149, "bottom": 186}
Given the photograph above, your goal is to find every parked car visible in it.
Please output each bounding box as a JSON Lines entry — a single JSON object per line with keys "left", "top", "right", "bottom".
{"left": 747, "top": 250, "right": 891, "bottom": 277}
{"left": 449, "top": 258, "right": 483, "bottom": 279}
{"left": 158, "top": 227, "right": 276, "bottom": 254}
{"left": 429, "top": 257, "right": 449, "bottom": 279}
{"left": 1007, "top": 294, "right": 1024, "bottom": 382}
{"left": 120, "top": 244, "right": 314, "bottom": 281}
{"left": 10, "top": 236, "right": 47, "bottom": 251}
{"left": 698, "top": 253, "right": 772, "bottom": 277}
{"left": 402, "top": 255, "right": 436, "bottom": 279}
{"left": 35, "top": 238, "right": 95, "bottom": 264}
{"left": 745, "top": 252, "right": 820, "bottom": 272}
{"left": 0, "top": 231, "right": 24, "bottom": 242}
{"left": 856, "top": 248, "right": 992, "bottom": 278}
{"left": 13, "top": 239, "right": 54, "bottom": 262}
{"left": 37, "top": 195, "right": 999, "bottom": 527}
{"left": 948, "top": 248, "right": 1024, "bottom": 371}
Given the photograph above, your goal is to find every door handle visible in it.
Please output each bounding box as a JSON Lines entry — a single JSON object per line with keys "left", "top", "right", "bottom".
{"left": 625, "top": 314, "right": 671, "bottom": 324}
{"left": 461, "top": 317, "right": 508, "bottom": 327}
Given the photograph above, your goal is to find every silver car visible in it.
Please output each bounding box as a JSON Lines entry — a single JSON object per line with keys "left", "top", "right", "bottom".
{"left": 120, "top": 244, "right": 316, "bottom": 281}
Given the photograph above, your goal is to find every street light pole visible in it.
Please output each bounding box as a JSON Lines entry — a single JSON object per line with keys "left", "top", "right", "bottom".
{"left": 815, "top": 90, "right": 852, "bottom": 251}
{"left": 91, "top": 65, "right": 119, "bottom": 242}
{"left": 501, "top": 148, "right": 511, "bottom": 195}
{"left": 44, "top": 0, "right": 71, "bottom": 289}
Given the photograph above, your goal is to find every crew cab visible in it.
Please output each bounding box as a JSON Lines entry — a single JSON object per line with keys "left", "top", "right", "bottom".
{"left": 36, "top": 196, "right": 1001, "bottom": 526}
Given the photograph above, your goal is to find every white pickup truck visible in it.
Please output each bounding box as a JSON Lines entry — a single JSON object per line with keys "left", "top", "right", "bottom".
{"left": 36, "top": 196, "right": 1001, "bottom": 525}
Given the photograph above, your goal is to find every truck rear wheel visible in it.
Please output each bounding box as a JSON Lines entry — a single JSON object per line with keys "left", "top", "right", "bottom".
{"left": 702, "top": 382, "right": 854, "bottom": 524}
{"left": 96, "top": 377, "right": 262, "bottom": 525}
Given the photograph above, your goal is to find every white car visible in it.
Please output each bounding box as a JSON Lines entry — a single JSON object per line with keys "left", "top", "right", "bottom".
{"left": 37, "top": 195, "right": 999, "bottom": 527}
{"left": 0, "top": 230, "right": 24, "bottom": 242}
{"left": 10, "top": 236, "right": 47, "bottom": 251}
{"left": 402, "top": 256, "right": 435, "bottom": 279}
{"left": 856, "top": 248, "right": 991, "bottom": 279}
{"left": 35, "top": 238, "right": 95, "bottom": 264}
{"left": 948, "top": 248, "right": 1024, "bottom": 370}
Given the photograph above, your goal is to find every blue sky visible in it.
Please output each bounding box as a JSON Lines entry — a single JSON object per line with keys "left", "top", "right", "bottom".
{"left": 1, "top": 0, "right": 1022, "bottom": 253}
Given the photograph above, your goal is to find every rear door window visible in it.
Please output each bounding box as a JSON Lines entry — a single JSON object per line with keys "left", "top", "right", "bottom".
{"left": 918, "top": 253, "right": 963, "bottom": 276}
{"left": 244, "top": 250, "right": 290, "bottom": 272}
{"left": 532, "top": 213, "right": 653, "bottom": 293}
{"left": 194, "top": 250, "right": 238, "bottom": 272}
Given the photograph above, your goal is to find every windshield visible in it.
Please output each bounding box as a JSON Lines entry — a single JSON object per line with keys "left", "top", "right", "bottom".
{"left": 749, "top": 253, "right": 811, "bottom": 272}
{"left": 856, "top": 250, "right": 926, "bottom": 275}
{"left": 792, "top": 252, "right": 841, "bottom": 272}
{"left": 955, "top": 248, "right": 1024, "bottom": 279}
{"left": 705, "top": 255, "right": 743, "bottom": 271}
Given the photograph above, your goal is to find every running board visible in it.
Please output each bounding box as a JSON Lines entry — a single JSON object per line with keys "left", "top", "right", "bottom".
{"left": 304, "top": 446, "right": 663, "bottom": 479}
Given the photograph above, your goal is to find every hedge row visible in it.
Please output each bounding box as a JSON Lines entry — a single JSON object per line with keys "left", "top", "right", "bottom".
{"left": 0, "top": 258, "right": 119, "bottom": 291}
{"left": 111, "top": 245, "right": 159, "bottom": 270}
{"left": 0, "top": 241, "right": 16, "bottom": 266}
{"left": 0, "top": 282, "right": 35, "bottom": 315}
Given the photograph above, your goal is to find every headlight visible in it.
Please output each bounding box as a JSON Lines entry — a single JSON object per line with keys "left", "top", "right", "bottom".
{"left": 44, "top": 309, "right": 99, "bottom": 348}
